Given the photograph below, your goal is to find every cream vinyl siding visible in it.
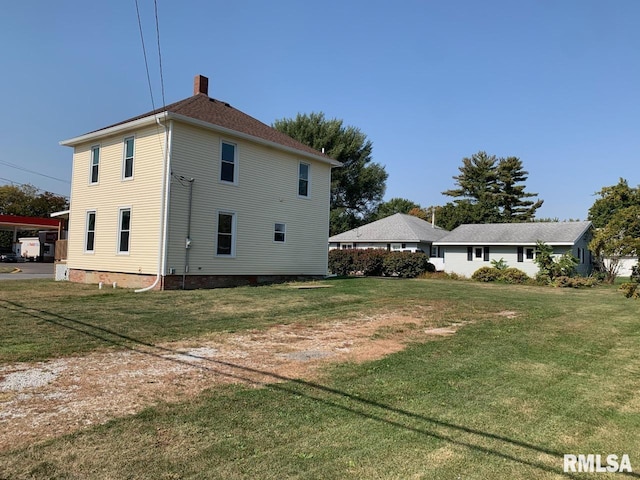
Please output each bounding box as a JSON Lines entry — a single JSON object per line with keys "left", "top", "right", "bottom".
{"left": 165, "top": 122, "right": 331, "bottom": 276}
{"left": 67, "top": 125, "right": 165, "bottom": 274}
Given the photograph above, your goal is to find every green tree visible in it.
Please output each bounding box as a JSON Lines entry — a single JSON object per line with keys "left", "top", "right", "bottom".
{"left": 443, "top": 151, "right": 499, "bottom": 217}
{"left": 441, "top": 151, "right": 543, "bottom": 229}
{"left": 273, "top": 112, "right": 387, "bottom": 234}
{"left": 432, "top": 200, "right": 489, "bottom": 231}
{"left": 496, "top": 156, "right": 543, "bottom": 221}
{"left": 589, "top": 206, "right": 640, "bottom": 283}
{"left": 588, "top": 178, "right": 640, "bottom": 228}
{"left": 373, "top": 197, "right": 420, "bottom": 220}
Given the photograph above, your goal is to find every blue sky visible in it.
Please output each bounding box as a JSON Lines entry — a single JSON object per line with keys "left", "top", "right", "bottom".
{"left": 1, "top": 0, "right": 638, "bottom": 221}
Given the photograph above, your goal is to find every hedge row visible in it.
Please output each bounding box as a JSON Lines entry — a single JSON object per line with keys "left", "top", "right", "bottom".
{"left": 328, "top": 249, "right": 435, "bottom": 278}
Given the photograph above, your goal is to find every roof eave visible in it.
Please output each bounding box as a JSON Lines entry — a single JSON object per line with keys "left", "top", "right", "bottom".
{"left": 166, "top": 113, "right": 341, "bottom": 167}
{"left": 59, "top": 113, "right": 167, "bottom": 147}
{"left": 433, "top": 241, "right": 577, "bottom": 246}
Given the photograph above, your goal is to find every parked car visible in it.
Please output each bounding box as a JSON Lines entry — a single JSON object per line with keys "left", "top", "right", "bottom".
{"left": 0, "top": 253, "right": 19, "bottom": 263}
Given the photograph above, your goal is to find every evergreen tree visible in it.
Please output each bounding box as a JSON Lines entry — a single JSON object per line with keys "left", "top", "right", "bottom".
{"left": 496, "top": 156, "right": 543, "bottom": 221}
{"left": 440, "top": 151, "right": 542, "bottom": 228}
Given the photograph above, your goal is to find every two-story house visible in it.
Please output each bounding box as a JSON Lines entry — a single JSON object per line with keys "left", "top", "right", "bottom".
{"left": 60, "top": 75, "right": 340, "bottom": 290}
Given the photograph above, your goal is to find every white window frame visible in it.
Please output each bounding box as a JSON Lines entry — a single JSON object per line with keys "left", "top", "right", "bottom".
{"left": 122, "top": 136, "right": 135, "bottom": 180}
{"left": 89, "top": 145, "right": 100, "bottom": 184}
{"left": 274, "top": 223, "right": 286, "bottom": 243}
{"left": 117, "top": 207, "right": 132, "bottom": 254}
{"left": 220, "top": 140, "right": 238, "bottom": 185}
{"left": 85, "top": 210, "right": 96, "bottom": 253}
{"left": 216, "top": 210, "right": 236, "bottom": 257}
{"left": 298, "top": 162, "right": 310, "bottom": 198}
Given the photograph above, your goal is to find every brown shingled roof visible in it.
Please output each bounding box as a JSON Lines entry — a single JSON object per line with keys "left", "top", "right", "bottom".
{"left": 90, "top": 93, "right": 331, "bottom": 161}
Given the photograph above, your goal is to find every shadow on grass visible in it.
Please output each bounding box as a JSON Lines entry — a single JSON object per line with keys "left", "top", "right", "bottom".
{"left": 1, "top": 299, "right": 636, "bottom": 479}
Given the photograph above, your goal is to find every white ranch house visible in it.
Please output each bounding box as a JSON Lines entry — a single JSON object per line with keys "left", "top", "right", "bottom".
{"left": 328, "top": 213, "right": 449, "bottom": 263}
{"left": 433, "top": 221, "right": 593, "bottom": 278}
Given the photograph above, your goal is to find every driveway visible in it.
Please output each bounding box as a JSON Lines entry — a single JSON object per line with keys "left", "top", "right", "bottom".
{"left": 0, "top": 262, "right": 54, "bottom": 280}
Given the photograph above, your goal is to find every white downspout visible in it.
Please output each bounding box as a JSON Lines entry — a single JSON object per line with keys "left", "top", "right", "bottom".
{"left": 135, "top": 116, "right": 173, "bottom": 292}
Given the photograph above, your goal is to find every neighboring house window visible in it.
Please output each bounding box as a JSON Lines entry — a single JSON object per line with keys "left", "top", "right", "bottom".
{"left": 220, "top": 141, "right": 237, "bottom": 183}
{"left": 216, "top": 211, "right": 236, "bottom": 256}
{"left": 274, "top": 223, "right": 286, "bottom": 243}
{"left": 90, "top": 145, "right": 100, "bottom": 184}
{"left": 298, "top": 162, "right": 310, "bottom": 197}
{"left": 467, "top": 247, "right": 473, "bottom": 261}
{"left": 475, "top": 247, "right": 483, "bottom": 259}
{"left": 118, "top": 208, "right": 131, "bottom": 253}
{"left": 483, "top": 246, "right": 490, "bottom": 262}
{"left": 526, "top": 248, "right": 535, "bottom": 260}
{"left": 85, "top": 210, "right": 96, "bottom": 252}
{"left": 123, "top": 136, "right": 134, "bottom": 179}
{"left": 577, "top": 248, "right": 583, "bottom": 264}
{"left": 517, "top": 246, "right": 524, "bottom": 262}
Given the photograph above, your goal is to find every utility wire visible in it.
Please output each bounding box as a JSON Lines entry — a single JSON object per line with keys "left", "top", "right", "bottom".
{"left": 0, "top": 160, "right": 70, "bottom": 184}
{"left": 154, "top": 0, "right": 166, "bottom": 110}
{"left": 0, "top": 177, "right": 70, "bottom": 198}
{"left": 135, "top": 0, "right": 156, "bottom": 112}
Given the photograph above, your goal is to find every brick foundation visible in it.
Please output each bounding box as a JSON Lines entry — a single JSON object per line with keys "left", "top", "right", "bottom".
{"left": 69, "top": 269, "right": 324, "bottom": 290}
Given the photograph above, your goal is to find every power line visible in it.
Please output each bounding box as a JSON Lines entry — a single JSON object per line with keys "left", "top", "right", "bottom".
{"left": 0, "top": 159, "right": 70, "bottom": 184}
{"left": 135, "top": 0, "right": 156, "bottom": 112}
{"left": 0, "top": 177, "right": 70, "bottom": 198}
{"left": 154, "top": 0, "right": 166, "bottom": 110}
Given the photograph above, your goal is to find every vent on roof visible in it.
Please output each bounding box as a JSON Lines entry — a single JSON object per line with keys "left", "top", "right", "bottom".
{"left": 194, "top": 74, "right": 209, "bottom": 96}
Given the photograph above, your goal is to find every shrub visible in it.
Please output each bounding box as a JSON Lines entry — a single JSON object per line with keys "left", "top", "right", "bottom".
{"left": 631, "top": 261, "right": 640, "bottom": 283}
{"left": 490, "top": 258, "right": 508, "bottom": 270}
{"left": 328, "top": 249, "right": 354, "bottom": 276}
{"left": 472, "top": 266, "right": 502, "bottom": 282}
{"left": 553, "top": 276, "right": 597, "bottom": 288}
{"left": 353, "top": 249, "right": 386, "bottom": 276}
{"left": 501, "top": 267, "right": 529, "bottom": 284}
{"left": 620, "top": 282, "right": 639, "bottom": 299}
{"left": 382, "top": 252, "right": 430, "bottom": 278}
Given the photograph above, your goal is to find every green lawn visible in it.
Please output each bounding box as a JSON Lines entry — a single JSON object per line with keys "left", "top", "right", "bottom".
{"left": 1, "top": 278, "right": 639, "bottom": 479}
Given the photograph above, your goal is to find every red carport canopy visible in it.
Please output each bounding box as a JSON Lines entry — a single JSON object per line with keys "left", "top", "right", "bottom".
{"left": 0, "top": 214, "right": 61, "bottom": 230}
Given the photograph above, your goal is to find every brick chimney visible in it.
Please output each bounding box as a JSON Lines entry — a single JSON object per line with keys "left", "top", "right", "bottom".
{"left": 194, "top": 75, "right": 209, "bottom": 96}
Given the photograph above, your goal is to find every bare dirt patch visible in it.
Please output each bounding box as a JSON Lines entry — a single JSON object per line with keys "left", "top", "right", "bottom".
{"left": 0, "top": 314, "right": 465, "bottom": 451}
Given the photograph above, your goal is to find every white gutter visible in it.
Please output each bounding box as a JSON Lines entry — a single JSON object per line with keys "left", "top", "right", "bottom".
{"left": 135, "top": 115, "right": 173, "bottom": 293}
{"left": 433, "top": 242, "right": 577, "bottom": 247}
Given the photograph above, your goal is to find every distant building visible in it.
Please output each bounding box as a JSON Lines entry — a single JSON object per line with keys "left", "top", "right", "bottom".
{"left": 433, "top": 221, "right": 593, "bottom": 277}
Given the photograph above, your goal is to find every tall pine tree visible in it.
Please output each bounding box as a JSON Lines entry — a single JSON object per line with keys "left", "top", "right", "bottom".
{"left": 440, "top": 151, "right": 542, "bottom": 228}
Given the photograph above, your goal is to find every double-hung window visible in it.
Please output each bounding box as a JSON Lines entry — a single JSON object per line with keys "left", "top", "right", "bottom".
{"left": 90, "top": 145, "right": 100, "bottom": 184}
{"left": 298, "top": 162, "right": 310, "bottom": 197}
{"left": 220, "top": 141, "right": 237, "bottom": 183}
{"left": 274, "top": 223, "right": 286, "bottom": 243}
{"left": 118, "top": 208, "right": 131, "bottom": 253}
{"left": 123, "top": 137, "right": 134, "bottom": 179}
{"left": 216, "top": 211, "right": 236, "bottom": 256}
{"left": 85, "top": 211, "right": 96, "bottom": 252}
